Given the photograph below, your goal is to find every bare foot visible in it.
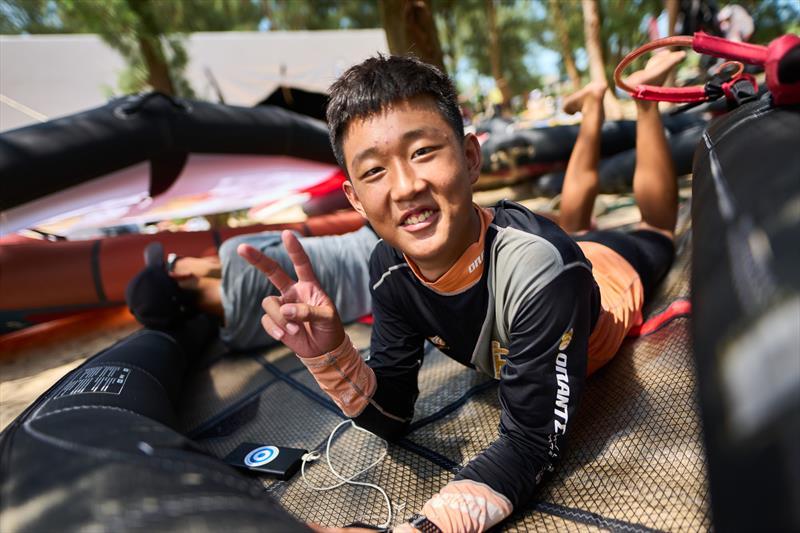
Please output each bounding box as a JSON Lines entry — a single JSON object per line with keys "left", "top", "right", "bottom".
{"left": 626, "top": 50, "right": 686, "bottom": 87}
{"left": 563, "top": 81, "right": 608, "bottom": 115}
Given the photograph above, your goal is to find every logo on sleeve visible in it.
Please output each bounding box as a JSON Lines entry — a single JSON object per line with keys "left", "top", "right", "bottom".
{"left": 559, "top": 328, "right": 573, "bottom": 351}
{"left": 491, "top": 341, "right": 509, "bottom": 379}
{"left": 553, "top": 330, "right": 572, "bottom": 434}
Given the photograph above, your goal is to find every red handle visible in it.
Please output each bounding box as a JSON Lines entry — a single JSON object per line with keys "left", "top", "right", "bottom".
{"left": 614, "top": 32, "right": 769, "bottom": 103}
{"left": 693, "top": 32, "right": 768, "bottom": 64}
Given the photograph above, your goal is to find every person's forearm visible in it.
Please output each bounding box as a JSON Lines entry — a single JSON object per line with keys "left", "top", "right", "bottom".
{"left": 298, "top": 334, "right": 376, "bottom": 417}
{"left": 300, "top": 336, "right": 413, "bottom": 439}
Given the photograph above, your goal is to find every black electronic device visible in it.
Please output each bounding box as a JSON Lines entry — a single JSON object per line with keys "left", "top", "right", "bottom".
{"left": 223, "top": 443, "right": 307, "bottom": 480}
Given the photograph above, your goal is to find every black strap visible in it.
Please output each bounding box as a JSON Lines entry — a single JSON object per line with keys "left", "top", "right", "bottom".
{"left": 91, "top": 240, "right": 107, "bottom": 303}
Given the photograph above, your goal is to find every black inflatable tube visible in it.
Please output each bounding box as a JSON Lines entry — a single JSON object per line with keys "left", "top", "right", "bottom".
{"left": 0, "top": 93, "right": 336, "bottom": 211}
{"left": 691, "top": 95, "right": 800, "bottom": 532}
{"left": 533, "top": 123, "right": 706, "bottom": 197}
{"left": 0, "top": 315, "right": 312, "bottom": 532}
{"left": 480, "top": 112, "right": 707, "bottom": 175}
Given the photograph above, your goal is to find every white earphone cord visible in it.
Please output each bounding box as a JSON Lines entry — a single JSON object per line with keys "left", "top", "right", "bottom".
{"left": 300, "top": 419, "right": 399, "bottom": 528}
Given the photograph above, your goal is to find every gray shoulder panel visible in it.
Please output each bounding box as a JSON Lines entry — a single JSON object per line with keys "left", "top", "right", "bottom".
{"left": 470, "top": 227, "right": 589, "bottom": 376}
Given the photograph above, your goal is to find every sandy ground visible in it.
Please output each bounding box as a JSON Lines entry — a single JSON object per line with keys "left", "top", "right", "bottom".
{"left": 0, "top": 183, "right": 673, "bottom": 432}
{"left": 0, "top": 319, "right": 141, "bottom": 430}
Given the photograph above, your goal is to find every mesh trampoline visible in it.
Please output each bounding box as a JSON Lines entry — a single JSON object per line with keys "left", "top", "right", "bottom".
{"left": 176, "top": 206, "right": 707, "bottom": 532}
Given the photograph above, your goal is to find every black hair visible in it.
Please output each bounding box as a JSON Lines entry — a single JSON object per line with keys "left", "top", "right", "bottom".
{"left": 326, "top": 54, "right": 464, "bottom": 173}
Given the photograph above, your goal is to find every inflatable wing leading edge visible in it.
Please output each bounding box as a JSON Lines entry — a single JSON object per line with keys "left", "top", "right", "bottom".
{"left": 0, "top": 92, "right": 340, "bottom": 235}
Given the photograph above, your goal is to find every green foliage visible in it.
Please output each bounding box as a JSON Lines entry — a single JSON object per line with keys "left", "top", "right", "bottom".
{"left": 162, "top": 0, "right": 265, "bottom": 32}
{"left": 4, "top": 0, "right": 797, "bottom": 105}
{"left": 733, "top": 0, "right": 800, "bottom": 44}
{"left": 0, "top": 0, "right": 380, "bottom": 97}
{"left": 260, "top": 0, "right": 380, "bottom": 30}
{"left": 54, "top": 0, "right": 193, "bottom": 97}
{"left": 601, "top": 0, "right": 661, "bottom": 80}
{"left": 433, "top": 0, "right": 544, "bottom": 97}
{"left": 543, "top": 0, "right": 585, "bottom": 82}
{"left": 0, "top": 0, "right": 74, "bottom": 34}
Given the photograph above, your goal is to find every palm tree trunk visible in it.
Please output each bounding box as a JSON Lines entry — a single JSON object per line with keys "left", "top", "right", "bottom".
{"left": 485, "top": 0, "right": 511, "bottom": 106}
{"left": 549, "top": 0, "right": 581, "bottom": 90}
{"left": 665, "top": 0, "right": 680, "bottom": 86}
{"left": 126, "top": 0, "right": 176, "bottom": 95}
{"left": 379, "top": 0, "right": 446, "bottom": 73}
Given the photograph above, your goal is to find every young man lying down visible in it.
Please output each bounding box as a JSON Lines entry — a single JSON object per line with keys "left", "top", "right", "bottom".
{"left": 239, "top": 53, "right": 682, "bottom": 532}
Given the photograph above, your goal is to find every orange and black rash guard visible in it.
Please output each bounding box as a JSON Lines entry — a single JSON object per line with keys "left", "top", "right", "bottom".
{"left": 354, "top": 200, "right": 601, "bottom": 509}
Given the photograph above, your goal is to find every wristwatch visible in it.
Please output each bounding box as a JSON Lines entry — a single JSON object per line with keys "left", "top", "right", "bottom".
{"left": 166, "top": 253, "right": 179, "bottom": 273}
{"left": 407, "top": 513, "right": 442, "bottom": 533}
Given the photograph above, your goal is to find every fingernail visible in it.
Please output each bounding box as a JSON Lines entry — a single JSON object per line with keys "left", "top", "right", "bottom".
{"left": 272, "top": 327, "right": 284, "bottom": 339}
{"left": 283, "top": 305, "right": 296, "bottom": 318}
{"left": 286, "top": 323, "right": 300, "bottom": 335}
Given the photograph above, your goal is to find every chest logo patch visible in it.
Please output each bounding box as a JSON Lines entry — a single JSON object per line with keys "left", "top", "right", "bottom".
{"left": 559, "top": 328, "right": 574, "bottom": 351}
{"left": 428, "top": 336, "right": 449, "bottom": 350}
{"left": 467, "top": 254, "right": 483, "bottom": 274}
{"left": 491, "top": 340, "right": 509, "bottom": 379}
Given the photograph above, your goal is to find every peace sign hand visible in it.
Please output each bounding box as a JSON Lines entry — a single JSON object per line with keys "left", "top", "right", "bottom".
{"left": 237, "top": 231, "right": 345, "bottom": 358}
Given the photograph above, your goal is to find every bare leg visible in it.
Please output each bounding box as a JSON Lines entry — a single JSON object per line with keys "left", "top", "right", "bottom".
{"left": 169, "top": 255, "right": 225, "bottom": 319}
{"left": 192, "top": 278, "right": 225, "bottom": 319}
{"left": 627, "top": 51, "right": 686, "bottom": 238}
{"left": 559, "top": 81, "right": 607, "bottom": 233}
{"left": 172, "top": 256, "right": 221, "bottom": 279}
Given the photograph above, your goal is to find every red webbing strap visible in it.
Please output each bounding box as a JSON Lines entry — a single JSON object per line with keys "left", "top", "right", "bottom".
{"left": 692, "top": 32, "right": 768, "bottom": 64}
{"left": 632, "top": 85, "right": 707, "bottom": 103}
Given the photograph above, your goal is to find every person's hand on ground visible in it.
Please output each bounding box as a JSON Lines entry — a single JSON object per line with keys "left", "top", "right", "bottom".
{"left": 238, "top": 230, "right": 345, "bottom": 358}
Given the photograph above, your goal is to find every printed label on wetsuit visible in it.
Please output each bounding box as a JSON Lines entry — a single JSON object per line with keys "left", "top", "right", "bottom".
{"left": 52, "top": 366, "right": 131, "bottom": 399}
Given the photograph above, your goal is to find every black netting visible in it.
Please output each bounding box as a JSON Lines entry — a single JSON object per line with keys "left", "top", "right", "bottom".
{"left": 175, "top": 208, "right": 707, "bottom": 531}
{"left": 178, "top": 353, "right": 275, "bottom": 434}
{"left": 194, "top": 379, "right": 344, "bottom": 460}
{"left": 268, "top": 427, "right": 452, "bottom": 528}
{"left": 502, "top": 510, "right": 606, "bottom": 532}
{"left": 540, "top": 318, "right": 709, "bottom": 532}
{"left": 414, "top": 347, "right": 493, "bottom": 422}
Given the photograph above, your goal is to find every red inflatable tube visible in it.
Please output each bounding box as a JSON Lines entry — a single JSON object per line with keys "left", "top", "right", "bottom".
{"left": 0, "top": 210, "right": 365, "bottom": 313}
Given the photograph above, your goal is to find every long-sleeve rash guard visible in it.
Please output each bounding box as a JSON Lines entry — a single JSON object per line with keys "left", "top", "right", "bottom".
{"left": 355, "top": 199, "right": 605, "bottom": 508}
{"left": 303, "top": 200, "right": 644, "bottom": 523}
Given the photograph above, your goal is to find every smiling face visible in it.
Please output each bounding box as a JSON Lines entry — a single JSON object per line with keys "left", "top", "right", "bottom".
{"left": 341, "top": 96, "right": 482, "bottom": 279}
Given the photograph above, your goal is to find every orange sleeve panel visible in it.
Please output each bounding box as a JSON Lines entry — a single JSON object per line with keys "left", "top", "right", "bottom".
{"left": 298, "top": 334, "right": 377, "bottom": 417}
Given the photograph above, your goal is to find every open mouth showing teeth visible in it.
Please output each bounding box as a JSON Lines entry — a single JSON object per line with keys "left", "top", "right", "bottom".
{"left": 402, "top": 209, "right": 435, "bottom": 226}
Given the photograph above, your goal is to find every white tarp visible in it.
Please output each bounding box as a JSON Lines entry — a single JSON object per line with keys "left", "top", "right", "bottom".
{"left": 0, "top": 29, "right": 388, "bottom": 132}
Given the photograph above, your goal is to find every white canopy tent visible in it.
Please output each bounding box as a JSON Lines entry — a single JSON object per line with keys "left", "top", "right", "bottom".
{"left": 0, "top": 29, "right": 388, "bottom": 132}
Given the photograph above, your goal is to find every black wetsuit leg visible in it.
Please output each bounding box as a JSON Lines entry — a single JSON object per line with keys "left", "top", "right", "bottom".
{"left": 0, "top": 316, "right": 312, "bottom": 532}
{"left": 575, "top": 229, "right": 675, "bottom": 300}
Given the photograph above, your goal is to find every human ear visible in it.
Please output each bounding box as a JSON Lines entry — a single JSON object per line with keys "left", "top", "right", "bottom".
{"left": 342, "top": 180, "right": 368, "bottom": 219}
{"left": 463, "top": 133, "right": 482, "bottom": 185}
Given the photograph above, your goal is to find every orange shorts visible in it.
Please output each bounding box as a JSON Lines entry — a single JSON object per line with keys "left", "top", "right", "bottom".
{"left": 577, "top": 241, "right": 645, "bottom": 375}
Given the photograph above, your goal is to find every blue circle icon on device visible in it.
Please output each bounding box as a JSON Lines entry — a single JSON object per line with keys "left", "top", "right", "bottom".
{"left": 244, "top": 445, "right": 280, "bottom": 467}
